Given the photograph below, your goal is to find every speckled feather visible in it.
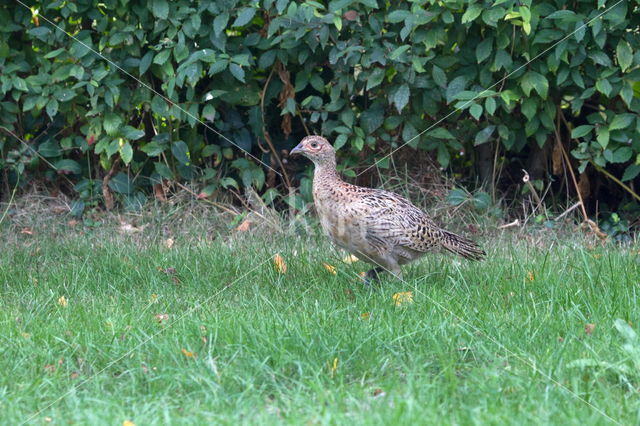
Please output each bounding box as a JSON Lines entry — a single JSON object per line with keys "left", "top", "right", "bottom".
{"left": 291, "top": 136, "right": 485, "bottom": 278}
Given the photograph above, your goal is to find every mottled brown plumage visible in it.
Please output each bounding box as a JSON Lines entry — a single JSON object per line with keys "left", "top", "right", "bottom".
{"left": 290, "top": 135, "right": 485, "bottom": 280}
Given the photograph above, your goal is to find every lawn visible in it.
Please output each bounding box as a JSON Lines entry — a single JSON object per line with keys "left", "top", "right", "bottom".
{"left": 1, "top": 219, "right": 639, "bottom": 425}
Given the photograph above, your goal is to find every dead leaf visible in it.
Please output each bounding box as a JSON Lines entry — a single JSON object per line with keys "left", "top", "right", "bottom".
{"left": 392, "top": 291, "right": 413, "bottom": 307}
{"left": 343, "top": 10, "right": 358, "bottom": 20}
{"left": 67, "top": 219, "right": 78, "bottom": 227}
{"left": 119, "top": 223, "right": 143, "bottom": 234}
{"left": 153, "top": 182, "right": 167, "bottom": 201}
{"left": 154, "top": 314, "right": 169, "bottom": 323}
{"left": 526, "top": 271, "right": 535, "bottom": 281}
{"left": 360, "top": 312, "right": 370, "bottom": 320}
{"left": 552, "top": 139, "right": 563, "bottom": 176}
{"left": 150, "top": 293, "right": 158, "bottom": 303}
{"left": 181, "top": 348, "right": 195, "bottom": 358}
{"left": 273, "top": 254, "right": 287, "bottom": 273}
{"left": 329, "top": 357, "right": 338, "bottom": 377}
{"left": 123, "top": 421, "right": 136, "bottom": 426}
{"left": 372, "top": 388, "right": 385, "bottom": 398}
{"left": 57, "top": 296, "right": 68, "bottom": 307}
{"left": 323, "top": 263, "right": 337, "bottom": 275}
{"left": 585, "top": 323, "right": 596, "bottom": 335}
{"left": 236, "top": 219, "right": 251, "bottom": 232}
{"left": 20, "top": 227, "right": 34, "bottom": 235}
{"left": 558, "top": 336, "right": 564, "bottom": 343}
{"left": 163, "top": 238, "right": 174, "bottom": 249}
{"left": 70, "top": 372, "right": 79, "bottom": 379}
{"left": 343, "top": 254, "right": 360, "bottom": 264}
{"left": 44, "top": 364, "right": 56, "bottom": 374}
{"left": 21, "top": 332, "right": 31, "bottom": 339}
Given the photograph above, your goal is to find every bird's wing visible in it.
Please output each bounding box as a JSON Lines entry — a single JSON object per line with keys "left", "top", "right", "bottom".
{"left": 360, "top": 190, "right": 444, "bottom": 252}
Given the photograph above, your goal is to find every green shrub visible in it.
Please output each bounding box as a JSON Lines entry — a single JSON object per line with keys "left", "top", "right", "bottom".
{"left": 0, "top": 0, "right": 638, "bottom": 217}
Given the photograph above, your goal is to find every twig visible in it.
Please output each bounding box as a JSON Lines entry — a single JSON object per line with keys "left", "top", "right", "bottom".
{"left": 589, "top": 160, "right": 640, "bottom": 202}
{"left": 555, "top": 111, "right": 589, "bottom": 222}
{"left": 259, "top": 63, "right": 293, "bottom": 190}
{"left": 498, "top": 219, "right": 520, "bottom": 229}
{"left": 521, "top": 169, "right": 546, "bottom": 216}
{"left": 102, "top": 159, "right": 120, "bottom": 211}
{"left": 555, "top": 201, "right": 582, "bottom": 221}
{"left": 173, "top": 181, "right": 240, "bottom": 217}
{"left": 296, "top": 108, "right": 310, "bottom": 136}
{"left": 0, "top": 174, "right": 19, "bottom": 227}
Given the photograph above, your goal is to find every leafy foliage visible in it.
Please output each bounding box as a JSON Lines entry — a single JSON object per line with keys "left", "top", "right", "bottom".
{"left": 0, "top": 0, "right": 639, "bottom": 216}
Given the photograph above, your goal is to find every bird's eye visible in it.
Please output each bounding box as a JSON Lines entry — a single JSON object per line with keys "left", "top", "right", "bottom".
{"left": 310, "top": 142, "right": 318, "bottom": 148}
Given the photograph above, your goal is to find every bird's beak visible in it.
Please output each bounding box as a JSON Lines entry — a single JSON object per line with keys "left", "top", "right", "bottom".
{"left": 289, "top": 143, "right": 304, "bottom": 156}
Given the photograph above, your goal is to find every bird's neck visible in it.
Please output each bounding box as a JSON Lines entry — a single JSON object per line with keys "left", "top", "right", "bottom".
{"left": 313, "top": 159, "right": 341, "bottom": 184}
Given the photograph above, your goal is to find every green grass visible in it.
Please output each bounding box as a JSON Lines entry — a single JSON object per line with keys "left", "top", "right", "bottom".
{"left": 1, "top": 224, "right": 639, "bottom": 425}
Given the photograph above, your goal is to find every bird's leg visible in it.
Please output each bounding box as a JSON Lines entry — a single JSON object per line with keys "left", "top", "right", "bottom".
{"left": 364, "top": 266, "right": 385, "bottom": 283}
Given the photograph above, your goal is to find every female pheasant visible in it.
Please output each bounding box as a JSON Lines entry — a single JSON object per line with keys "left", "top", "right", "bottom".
{"left": 290, "top": 135, "right": 485, "bottom": 281}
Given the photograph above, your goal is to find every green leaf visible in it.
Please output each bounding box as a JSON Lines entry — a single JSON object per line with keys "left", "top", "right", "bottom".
{"left": 151, "top": 0, "right": 169, "bottom": 19}
{"left": 571, "top": 125, "right": 593, "bottom": 138}
{"left": 485, "top": 97, "right": 496, "bottom": 115}
{"left": 141, "top": 141, "right": 166, "bottom": 157}
{"left": 120, "top": 141, "right": 133, "bottom": 165}
{"left": 432, "top": 65, "right": 447, "bottom": 88}
{"left": 437, "top": 144, "right": 450, "bottom": 168}
{"left": 39, "top": 140, "right": 61, "bottom": 157}
{"left": 476, "top": 37, "right": 493, "bottom": 63}
{"left": 622, "top": 164, "right": 640, "bottom": 182}
{"left": 46, "top": 99, "right": 58, "bottom": 119}
{"left": 54, "top": 159, "right": 81, "bottom": 175}
{"left": 620, "top": 82, "right": 633, "bottom": 107}
{"left": 521, "top": 98, "right": 537, "bottom": 121}
{"left": 154, "top": 162, "right": 174, "bottom": 180}
{"left": 171, "top": 140, "right": 190, "bottom": 165}
{"left": 446, "top": 76, "right": 467, "bottom": 104}
{"left": 426, "top": 127, "right": 455, "bottom": 140}
{"left": 214, "top": 12, "right": 230, "bottom": 36}
{"left": 153, "top": 49, "right": 172, "bottom": 65}
{"left": 139, "top": 51, "right": 154, "bottom": 75}
{"left": 461, "top": 4, "right": 482, "bottom": 24}
{"left": 367, "top": 68, "right": 385, "bottom": 90}
{"left": 520, "top": 72, "right": 548, "bottom": 99}
{"left": 233, "top": 8, "right": 256, "bottom": 27}
{"left": 589, "top": 51, "right": 612, "bottom": 67}
{"left": 616, "top": 40, "right": 633, "bottom": 72}
{"left": 109, "top": 172, "right": 133, "bottom": 194}
{"left": 447, "top": 188, "right": 468, "bottom": 206}
{"left": 474, "top": 125, "right": 495, "bottom": 145}
{"left": 392, "top": 84, "right": 410, "bottom": 112}
{"left": 123, "top": 126, "right": 145, "bottom": 140}
{"left": 103, "top": 112, "right": 123, "bottom": 136}
{"left": 469, "top": 103, "right": 482, "bottom": 120}
{"left": 387, "top": 10, "right": 411, "bottom": 23}
{"left": 229, "top": 63, "right": 245, "bottom": 82}
{"left": 595, "top": 79, "right": 612, "bottom": 97}
{"left": 389, "top": 45, "right": 410, "bottom": 60}
{"left": 596, "top": 126, "right": 609, "bottom": 149}
{"left": 609, "top": 147, "right": 633, "bottom": 163}
{"left": 609, "top": 114, "right": 635, "bottom": 131}
{"left": 360, "top": 104, "right": 384, "bottom": 133}
{"left": 334, "top": 134, "right": 348, "bottom": 150}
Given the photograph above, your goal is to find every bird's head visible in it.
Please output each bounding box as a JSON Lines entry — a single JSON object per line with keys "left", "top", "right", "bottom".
{"left": 289, "top": 136, "right": 336, "bottom": 167}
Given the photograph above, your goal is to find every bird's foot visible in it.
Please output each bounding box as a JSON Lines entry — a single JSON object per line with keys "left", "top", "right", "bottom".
{"left": 361, "top": 267, "right": 385, "bottom": 287}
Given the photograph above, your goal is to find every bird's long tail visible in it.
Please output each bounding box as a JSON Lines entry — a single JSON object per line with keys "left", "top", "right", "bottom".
{"left": 440, "top": 230, "right": 485, "bottom": 261}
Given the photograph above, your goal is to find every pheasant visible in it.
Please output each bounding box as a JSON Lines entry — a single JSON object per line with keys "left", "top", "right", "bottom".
{"left": 290, "top": 135, "right": 485, "bottom": 281}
